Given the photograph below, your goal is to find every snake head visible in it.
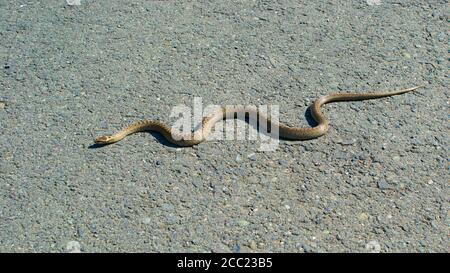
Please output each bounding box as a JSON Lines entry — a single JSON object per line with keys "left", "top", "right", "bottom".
{"left": 95, "top": 135, "right": 114, "bottom": 144}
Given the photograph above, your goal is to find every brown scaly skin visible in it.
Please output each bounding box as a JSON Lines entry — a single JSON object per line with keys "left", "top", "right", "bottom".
{"left": 95, "top": 86, "right": 422, "bottom": 146}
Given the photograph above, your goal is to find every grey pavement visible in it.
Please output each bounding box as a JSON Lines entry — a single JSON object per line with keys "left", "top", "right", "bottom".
{"left": 0, "top": 0, "right": 448, "bottom": 252}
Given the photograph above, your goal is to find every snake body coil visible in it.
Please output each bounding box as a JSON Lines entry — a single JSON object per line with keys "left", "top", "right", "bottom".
{"left": 95, "top": 86, "right": 421, "bottom": 146}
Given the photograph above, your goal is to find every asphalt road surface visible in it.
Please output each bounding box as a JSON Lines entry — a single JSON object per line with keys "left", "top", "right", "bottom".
{"left": 0, "top": 0, "right": 448, "bottom": 252}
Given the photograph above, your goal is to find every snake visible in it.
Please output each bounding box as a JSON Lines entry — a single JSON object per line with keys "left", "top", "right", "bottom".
{"left": 94, "top": 86, "right": 421, "bottom": 146}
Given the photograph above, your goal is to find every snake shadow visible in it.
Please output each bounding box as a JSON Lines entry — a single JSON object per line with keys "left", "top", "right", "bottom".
{"left": 225, "top": 106, "right": 318, "bottom": 140}
{"left": 304, "top": 106, "right": 318, "bottom": 127}
{"left": 249, "top": 106, "right": 318, "bottom": 135}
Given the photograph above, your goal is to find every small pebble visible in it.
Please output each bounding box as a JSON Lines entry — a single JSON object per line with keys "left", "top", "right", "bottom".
{"left": 366, "top": 0, "right": 382, "bottom": 6}
{"left": 66, "top": 241, "right": 81, "bottom": 253}
{"left": 278, "top": 159, "right": 288, "bottom": 166}
{"left": 235, "top": 154, "right": 242, "bottom": 162}
{"left": 89, "top": 224, "right": 99, "bottom": 234}
{"left": 358, "top": 212, "right": 369, "bottom": 221}
{"left": 386, "top": 172, "right": 399, "bottom": 184}
{"left": 365, "top": 240, "right": 381, "bottom": 253}
{"left": 237, "top": 219, "right": 249, "bottom": 227}
{"left": 336, "top": 138, "right": 357, "bottom": 145}
{"left": 249, "top": 240, "right": 257, "bottom": 250}
{"left": 301, "top": 244, "right": 313, "bottom": 253}
{"left": 232, "top": 244, "right": 241, "bottom": 253}
{"left": 430, "top": 221, "right": 438, "bottom": 229}
{"left": 377, "top": 180, "right": 389, "bottom": 190}
{"left": 436, "top": 32, "right": 445, "bottom": 42}
{"left": 66, "top": 0, "right": 81, "bottom": 5}
{"left": 77, "top": 227, "right": 85, "bottom": 238}
{"left": 191, "top": 179, "right": 202, "bottom": 188}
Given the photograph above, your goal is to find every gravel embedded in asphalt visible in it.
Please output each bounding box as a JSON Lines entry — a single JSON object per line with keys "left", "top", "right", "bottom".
{"left": 0, "top": 1, "right": 448, "bottom": 252}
